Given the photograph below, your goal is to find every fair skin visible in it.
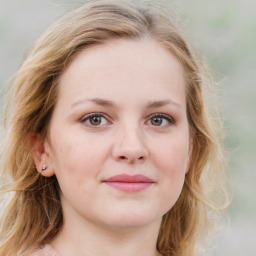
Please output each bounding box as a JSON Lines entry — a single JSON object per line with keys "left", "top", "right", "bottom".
{"left": 33, "top": 38, "right": 191, "bottom": 256}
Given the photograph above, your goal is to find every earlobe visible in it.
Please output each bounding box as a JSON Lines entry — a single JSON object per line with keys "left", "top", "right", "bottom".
{"left": 31, "top": 133, "right": 55, "bottom": 177}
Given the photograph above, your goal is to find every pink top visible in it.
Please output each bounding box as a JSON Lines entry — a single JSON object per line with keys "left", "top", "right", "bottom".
{"left": 30, "top": 245, "right": 62, "bottom": 256}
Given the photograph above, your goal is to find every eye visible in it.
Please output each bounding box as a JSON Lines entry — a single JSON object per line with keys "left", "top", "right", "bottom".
{"left": 80, "top": 113, "right": 109, "bottom": 127}
{"left": 147, "top": 113, "right": 175, "bottom": 127}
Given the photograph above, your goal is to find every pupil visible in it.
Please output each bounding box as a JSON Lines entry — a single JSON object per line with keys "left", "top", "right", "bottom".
{"left": 91, "top": 116, "right": 101, "bottom": 125}
{"left": 152, "top": 117, "right": 162, "bottom": 126}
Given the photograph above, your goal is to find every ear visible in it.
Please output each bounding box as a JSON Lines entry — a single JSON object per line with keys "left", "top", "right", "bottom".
{"left": 31, "top": 133, "right": 55, "bottom": 177}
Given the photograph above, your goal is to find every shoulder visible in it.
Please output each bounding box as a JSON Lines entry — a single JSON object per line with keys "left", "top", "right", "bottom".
{"left": 30, "top": 245, "right": 61, "bottom": 256}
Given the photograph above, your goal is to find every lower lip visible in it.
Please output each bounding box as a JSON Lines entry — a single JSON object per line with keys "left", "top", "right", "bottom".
{"left": 104, "top": 182, "right": 153, "bottom": 192}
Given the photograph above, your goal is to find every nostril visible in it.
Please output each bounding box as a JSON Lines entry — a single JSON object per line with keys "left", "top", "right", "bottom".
{"left": 119, "top": 155, "right": 144, "bottom": 162}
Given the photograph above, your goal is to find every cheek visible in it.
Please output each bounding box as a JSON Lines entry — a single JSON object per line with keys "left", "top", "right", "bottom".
{"left": 50, "top": 137, "right": 109, "bottom": 186}
{"left": 151, "top": 135, "right": 189, "bottom": 205}
{"left": 51, "top": 143, "right": 96, "bottom": 205}
{"left": 153, "top": 136, "right": 189, "bottom": 175}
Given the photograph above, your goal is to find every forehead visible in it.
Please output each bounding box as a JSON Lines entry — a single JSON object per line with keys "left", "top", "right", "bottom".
{"left": 57, "top": 38, "right": 186, "bottom": 108}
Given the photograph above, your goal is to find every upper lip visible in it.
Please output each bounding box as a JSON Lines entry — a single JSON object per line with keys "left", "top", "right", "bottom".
{"left": 103, "top": 174, "right": 154, "bottom": 183}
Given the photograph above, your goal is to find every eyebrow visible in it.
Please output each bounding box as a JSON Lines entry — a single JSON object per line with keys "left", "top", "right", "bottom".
{"left": 71, "top": 98, "right": 116, "bottom": 108}
{"left": 71, "top": 98, "right": 182, "bottom": 109}
{"left": 146, "top": 99, "right": 182, "bottom": 109}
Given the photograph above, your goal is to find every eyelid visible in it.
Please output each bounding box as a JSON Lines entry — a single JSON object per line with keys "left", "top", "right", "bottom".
{"left": 80, "top": 112, "right": 112, "bottom": 126}
{"left": 80, "top": 112, "right": 105, "bottom": 121}
{"left": 147, "top": 113, "right": 175, "bottom": 126}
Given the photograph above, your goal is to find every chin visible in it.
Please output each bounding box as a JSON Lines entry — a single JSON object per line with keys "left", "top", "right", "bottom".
{"left": 99, "top": 209, "right": 160, "bottom": 229}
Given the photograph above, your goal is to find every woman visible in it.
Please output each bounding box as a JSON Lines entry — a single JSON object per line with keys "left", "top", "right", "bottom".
{"left": 0, "top": 1, "right": 229, "bottom": 255}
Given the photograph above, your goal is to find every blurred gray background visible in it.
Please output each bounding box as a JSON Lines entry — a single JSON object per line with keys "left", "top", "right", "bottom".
{"left": 0, "top": 0, "right": 255, "bottom": 255}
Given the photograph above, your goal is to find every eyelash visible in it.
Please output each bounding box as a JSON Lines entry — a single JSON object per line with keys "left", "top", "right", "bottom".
{"left": 147, "top": 113, "right": 175, "bottom": 127}
{"left": 80, "top": 112, "right": 175, "bottom": 128}
{"left": 80, "top": 112, "right": 110, "bottom": 127}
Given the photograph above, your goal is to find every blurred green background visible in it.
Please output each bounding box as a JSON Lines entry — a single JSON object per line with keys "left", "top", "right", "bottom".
{"left": 0, "top": 0, "right": 255, "bottom": 255}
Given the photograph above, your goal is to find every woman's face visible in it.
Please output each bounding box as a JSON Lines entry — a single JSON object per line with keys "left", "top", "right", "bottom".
{"left": 37, "top": 38, "right": 191, "bottom": 229}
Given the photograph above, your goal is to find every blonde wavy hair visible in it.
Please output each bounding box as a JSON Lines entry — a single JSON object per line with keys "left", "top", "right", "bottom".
{"left": 0, "top": 1, "right": 229, "bottom": 255}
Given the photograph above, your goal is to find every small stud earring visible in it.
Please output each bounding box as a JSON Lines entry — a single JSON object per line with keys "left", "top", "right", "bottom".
{"left": 42, "top": 165, "right": 48, "bottom": 171}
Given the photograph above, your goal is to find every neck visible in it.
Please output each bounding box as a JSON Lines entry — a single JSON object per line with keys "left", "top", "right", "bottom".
{"left": 51, "top": 210, "right": 162, "bottom": 256}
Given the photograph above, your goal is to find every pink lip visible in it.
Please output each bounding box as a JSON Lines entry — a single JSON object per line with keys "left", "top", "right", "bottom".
{"left": 103, "top": 174, "right": 155, "bottom": 192}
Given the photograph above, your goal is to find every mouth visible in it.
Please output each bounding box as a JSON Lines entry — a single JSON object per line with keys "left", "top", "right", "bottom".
{"left": 102, "top": 174, "right": 155, "bottom": 192}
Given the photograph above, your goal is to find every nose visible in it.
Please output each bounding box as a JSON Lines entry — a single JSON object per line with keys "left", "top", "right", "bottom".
{"left": 112, "top": 125, "right": 149, "bottom": 164}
